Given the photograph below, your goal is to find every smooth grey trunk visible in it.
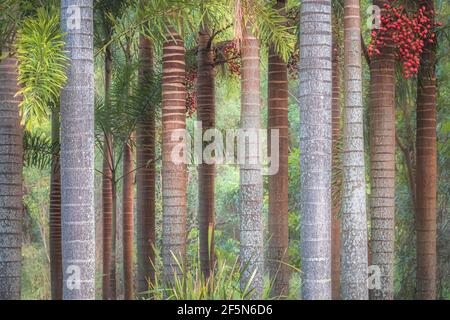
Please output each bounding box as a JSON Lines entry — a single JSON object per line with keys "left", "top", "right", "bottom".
{"left": 60, "top": 0, "right": 96, "bottom": 299}
{"left": 340, "top": 0, "right": 368, "bottom": 300}
{"left": 298, "top": 0, "right": 333, "bottom": 300}
{"left": 0, "top": 54, "right": 23, "bottom": 300}
{"left": 239, "top": 24, "right": 264, "bottom": 299}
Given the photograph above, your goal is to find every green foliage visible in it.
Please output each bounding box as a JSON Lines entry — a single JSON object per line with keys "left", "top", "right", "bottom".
{"left": 0, "top": 0, "right": 42, "bottom": 53}
{"left": 287, "top": 148, "right": 301, "bottom": 269}
{"left": 243, "top": 0, "right": 296, "bottom": 62}
{"left": 21, "top": 244, "right": 51, "bottom": 300}
{"left": 139, "top": 0, "right": 199, "bottom": 39}
{"left": 94, "top": 0, "right": 201, "bottom": 54}
{"left": 394, "top": 182, "right": 416, "bottom": 299}
{"left": 95, "top": 52, "right": 162, "bottom": 147}
{"left": 22, "top": 166, "right": 51, "bottom": 300}
{"left": 214, "top": 166, "right": 240, "bottom": 239}
{"left": 144, "top": 247, "right": 274, "bottom": 300}
{"left": 97, "top": 0, "right": 295, "bottom": 62}
{"left": 0, "top": 0, "right": 19, "bottom": 51}
{"left": 14, "top": 0, "right": 450, "bottom": 301}
{"left": 23, "top": 130, "right": 57, "bottom": 170}
{"left": 94, "top": 0, "right": 130, "bottom": 45}
{"left": 16, "top": 8, "right": 68, "bottom": 126}
{"left": 288, "top": 147, "right": 300, "bottom": 213}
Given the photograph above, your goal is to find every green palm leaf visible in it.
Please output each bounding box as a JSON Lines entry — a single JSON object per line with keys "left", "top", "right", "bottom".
{"left": 16, "top": 7, "right": 68, "bottom": 128}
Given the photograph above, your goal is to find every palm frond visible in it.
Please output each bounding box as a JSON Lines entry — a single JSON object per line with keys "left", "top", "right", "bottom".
{"left": 0, "top": 0, "right": 45, "bottom": 52}
{"left": 95, "top": 56, "right": 162, "bottom": 145}
{"left": 16, "top": 7, "right": 68, "bottom": 127}
{"left": 23, "top": 130, "right": 58, "bottom": 170}
{"left": 248, "top": 0, "right": 296, "bottom": 62}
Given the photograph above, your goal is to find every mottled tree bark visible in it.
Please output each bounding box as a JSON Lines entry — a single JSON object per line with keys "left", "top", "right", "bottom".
{"left": 331, "top": 33, "right": 341, "bottom": 301}
{"left": 341, "top": 0, "right": 368, "bottom": 300}
{"left": 102, "top": 46, "right": 115, "bottom": 300}
{"left": 50, "top": 108, "right": 62, "bottom": 300}
{"left": 136, "top": 35, "right": 156, "bottom": 296}
{"left": 122, "top": 139, "right": 134, "bottom": 299}
{"left": 415, "top": 0, "right": 437, "bottom": 300}
{"left": 369, "top": 0, "right": 396, "bottom": 301}
{"left": 197, "top": 25, "right": 216, "bottom": 280}
{"left": 0, "top": 54, "right": 23, "bottom": 300}
{"left": 162, "top": 29, "right": 187, "bottom": 284}
{"left": 239, "top": 23, "right": 264, "bottom": 300}
{"left": 298, "top": 0, "right": 333, "bottom": 300}
{"left": 60, "top": 0, "right": 96, "bottom": 299}
{"left": 267, "top": 0, "right": 289, "bottom": 299}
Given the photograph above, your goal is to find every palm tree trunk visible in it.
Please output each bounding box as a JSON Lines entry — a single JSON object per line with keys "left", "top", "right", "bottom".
{"left": 369, "top": 0, "right": 396, "bottom": 300}
{"left": 341, "top": 0, "right": 368, "bottom": 300}
{"left": 331, "top": 33, "right": 341, "bottom": 301}
{"left": 50, "top": 108, "right": 62, "bottom": 300}
{"left": 102, "top": 46, "right": 115, "bottom": 300}
{"left": 0, "top": 53, "right": 23, "bottom": 300}
{"left": 197, "top": 25, "right": 215, "bottom": 279}
{"left": 267, "top": 0, "right": 289, "bottom": 299}
{"left": 136, "top": 35, "right": 156, "bottom": 296}
{"left": 298, "top": 0, "right": 333, "bottom": 300}
{"left": 415, "top": 0, "right": 437, "bottom": 300}
{"left": 122, "top": 139, "right": 134, "bottom": 299}
{"left": 118, "top": 38, "right": 135, "bottom": 301}
{"left": 60, "top": 0, "right": 96, "bottom": 299}
{"left": 162, "top": 29, "right": 187, "bottom": 284}
{"left": 239, "top": 23, "right": 264, "bottom": 299}
{"left": 110, "top": 178, "right": 117, "bottom": 299}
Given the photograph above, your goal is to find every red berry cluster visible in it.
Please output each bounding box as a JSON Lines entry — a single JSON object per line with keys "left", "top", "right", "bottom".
{"left": 369, "top": 3, "right": 443, "bottom": 79}
{"left": 287, "top": 50, "right": 299, "bottom": 79}
{"left": 184, "top": 40, "right": 242, "bottom": 117}
{"left": 222, "top": 40, "right": 241, "bottom": 76}
{"left": 185, "top": 71, "right": 197, "bottom": 117}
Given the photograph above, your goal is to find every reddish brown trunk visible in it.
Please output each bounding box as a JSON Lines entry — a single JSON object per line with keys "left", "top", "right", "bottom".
{"left": 331, "top": 37, "right": 341, "bottom": 300}
{"left": 369, "top": 0, "right": 396, "bottom": 300}
{"left": 50, "top": 109, "right": 62, "bottom": 300}
{"left": 136, "top": 35, "right": 156, "bottom": 296}
{"left": 102, "top": 132, "right": 115, "bottom": 300}
{"left": 102, "top": 47, "right": 115, "bottom": 300}
{"left": 122, "top": 139, "right": 134, "bottom": 300}
{"left": 415, "top": 0, "right": 437, "bottom": 300}
{"left": 369, "top": 66, "right": 396, "bottom": 298}
{"left": 162, "top": 29, "right": 187, "bottom": 283}
{"left": 110, "top": 178, "right": 117, "bottom": 299}
{"left": 197, "top": 26, "right": 215, "bottom": 279}
{"left": 267, "top": 0, "right": 289, "bottom": 298}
